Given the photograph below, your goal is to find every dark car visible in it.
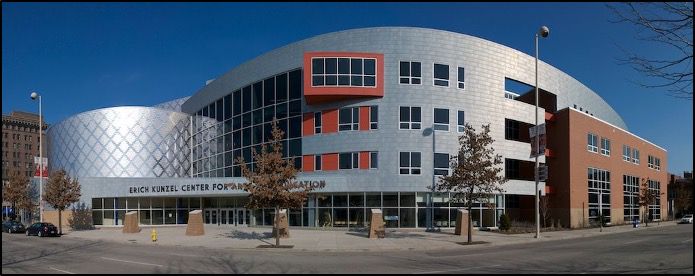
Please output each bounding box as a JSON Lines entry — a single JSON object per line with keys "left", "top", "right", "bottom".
{"left": 25, "top": 222, "right": 59, "bottom": 237}
{"left": 2, "top": 220, "right": 26, "bottom": 233}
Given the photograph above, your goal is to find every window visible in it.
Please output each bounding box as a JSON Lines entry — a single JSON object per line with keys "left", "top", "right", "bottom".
{"left": 622, "top": 145, "right": 631, "bottom": 162}
{"left": 399, "top": 106, "right": 421, "bottom": 130}
{"left": 433, "top": 63, "right": 449, "bottom": 87}
{"left": 632, "top": 149, "right": 640, "bottom": 165}
{"left": 434, "top": 153, "right": 450, "bottom": 176}
{"left": 339, "top": 152, "right": 359, "bottom": 170}
{"left": 457, "top": 111, "right": 465, "bottom": 132}
{"left": 399, "top": 61, "right": 422, "bottom": 84}
{"left": 505, "top": 159, "right": 520, "bottom": 179}
{"left": 370, "top": 152, "right": 378, "bottom": 169}
{"left": 315, "top": 155, "right": 322, "bottom": 171}
{"left": 433, "top": 108, "right": 449, "bottom": 131}
{"left": 312, "top": 57, "right": 376, "bottom": 87}
{"left": 370, "top": 106, "right": 378, "bottom": 130}
{"left": 399, "top": 152, "right": 421, "bottom": 175}
{"left": 623, "top": 175, "right": 640, "bottom": 222}
{"left": 457, "top": 67, "right": 465, "bottom": 89}
{"left": 648, "top": 155, "right": 660, "bottom": 170}
{"left": 587, "top": 133, "right": 598, "bottom": 153}
{"left": 588, "top": 167, "right": 611, "bottom": 222}
{"left": 505, "top": 119, "right": 519, "bottom": 141}
{"left": 338, "top": 107, "right": 359, "bottom": 131}
{"left": 314, "top": 112, "right": 322, "bottom": 134}
{"left": 600, "top": 138, "right": 611, "bottom": 156}
{"left": 648, "top": 180, "right": 661, "bottom": 220}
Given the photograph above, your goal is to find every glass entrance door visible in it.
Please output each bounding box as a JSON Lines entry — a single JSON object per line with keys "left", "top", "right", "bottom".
{"left": 234, "top": 208, "right": 247, "bottom": 226}
{"left": 205, "top": 209, "right": 218, "bottom": 225}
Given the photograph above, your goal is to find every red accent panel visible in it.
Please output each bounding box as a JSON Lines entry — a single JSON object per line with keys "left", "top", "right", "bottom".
{"left": 545, "top": 185, "right": 553, "bottom": 194}
{"left": 303, "top": 52, "right": 385, "bottom": 105}
{"left": 303, "top": 112, "right": 314, "bottom": 137}
{"left": 323, "top": 109, "right": 338, "bottom": 133}
{"left": 545, "top": 112, "right": 555, "bottom": 122}
{"left": 323, "top": 153, "right": 339, "bottom": 171}
{"left": 359, "top": 151, "right": 370, "bottom": 170}
{"left": 359, "top": 106, "right": 370, "bottom": 131}
{"left": 303, "top": 155, "right": 314, "bottom": 172}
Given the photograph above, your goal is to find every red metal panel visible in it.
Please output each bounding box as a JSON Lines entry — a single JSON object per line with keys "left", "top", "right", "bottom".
{"left": 323, "top": 109, "right": 338, "bottom": 134}
{"left": 302, "top": 155, "right": 314, "bottom": 172}
{"left": 359, "top": 106, "right": 369, "bottom": 131}
{"left": 323, "top": 153, "right": 339, "bottom": 171}
{"left": 359, "top": 151, "right": 370, "bottom": 170}
{"left": 303, "top": 112, "right": 314, "bottom": 137}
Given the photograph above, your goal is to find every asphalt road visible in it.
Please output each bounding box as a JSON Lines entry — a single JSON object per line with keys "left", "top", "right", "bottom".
{"left": 2, "top": 224, "right": 692, "bottom": 274}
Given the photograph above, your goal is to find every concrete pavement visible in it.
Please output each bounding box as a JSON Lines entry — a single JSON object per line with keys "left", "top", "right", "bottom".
{"left": 61, "top": 220, "right": 682, "bottom": 252}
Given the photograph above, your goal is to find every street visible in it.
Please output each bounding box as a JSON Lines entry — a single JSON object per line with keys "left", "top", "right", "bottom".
{"left": 2, "top": 224, "right": 692, "bottom": 274}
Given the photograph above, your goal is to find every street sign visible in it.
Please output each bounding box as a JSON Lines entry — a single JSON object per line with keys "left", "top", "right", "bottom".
{"left": 529, "top": 124, "right": 547, "bottom": 158}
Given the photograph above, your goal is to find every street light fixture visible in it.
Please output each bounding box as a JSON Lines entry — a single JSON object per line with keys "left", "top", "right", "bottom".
{"left": 535, "top": 26, "right": 549, "bottom": 239}
{"left": 30, "top": 91, "right": 43, "bottom": 223}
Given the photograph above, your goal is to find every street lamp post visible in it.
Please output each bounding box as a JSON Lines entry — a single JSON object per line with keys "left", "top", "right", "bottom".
{"left": 534, "top": 26, "right": 549, "bottom": 239}
{"left": 425, "top": 127, "right": 436, "bottom": 232}
{"left": 30, "top": 92, "right": 43, "bottom": 223}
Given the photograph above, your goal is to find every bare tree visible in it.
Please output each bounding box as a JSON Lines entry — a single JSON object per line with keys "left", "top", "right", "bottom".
{"left": 539, "top": 195, "right": 551, "bottom": 228}
{"left": 638, "top": 177, "right": 663, "bottom": 227}
{"left": 235, "top": 119, "right": 315, "bottom": 247}
{"left": 437, "top": 123, "right": 507, "bottom": 244}
{"left": 608, "top": 2, "right": 693, "bottom": 100}
{"left": 44, "top": 169, "right": 81, "bottom": 234}
{"left": 3, "top": 172, "right": 34, "bottom": 223}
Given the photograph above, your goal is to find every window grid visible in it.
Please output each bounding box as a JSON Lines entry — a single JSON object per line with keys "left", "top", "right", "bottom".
{"left": 370, "top": 106, "right": 378, "bottom": 130}
{"left": 433, "top": 108, "right": 450, "bottom": 131}
{"left": 314, "top": 112, "right": 322, "bottom": 134}
{"left": 315, "top": 155, "right": 322, "bottom": 171}
{"left": 311, "top": 57, "right": 376, "bottom": 87}
{"left": 370, "top": 152, "right": 378, "bottom": 169}
{"left": 632, "top": 149, "right": 640, "bottom": 165}
{"left": 457, "top": 111, "right": 465, "bottom": 132}
{"left": 399, "top": 152, "right": 421, "bottom": 175}
{"left": 399, "top": 61, "right": 422, "bottom": 85}
{"left": 433, "top": 63, "right": 449, "bottom": 87}
{"left": 339, "top": 152, "right": 359, "bottom": 170}
{"left": 588, "top": 167, "right": 611, "bottom": 222}
{"left": 587, "top": 133, "right": 598, "bottom": 153}
{"left": 457, "top": 66, "right": 465, "bottom": 89}
{"left": 600, "top": 137, "right": 611, "bottom": 156}
{"left": 648, "top": 180, "right": 661, "bottom": 220}
{"left": 622, "top": 145, "right": 631, "bottom": 162}
{"left": 434, "top": 153, "right": 450, "bottom": 176}
{"left": 623, "top": 175, "right": 640, "bottom": 222}
{"left": 338, "top": 107, "right": 360, "bottom": 131}
{"left": 399, "top": 106, "right": 422, "bottom": 130}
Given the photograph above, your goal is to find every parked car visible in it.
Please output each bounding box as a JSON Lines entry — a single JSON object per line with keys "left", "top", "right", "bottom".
{"left": 680, "top": 214, "right": 693, "bottom": 224}
{"left": 2, "top": 220, "right": 26, "bottom": 233}
{"left": 25, "top": 222, "right": 59, "bottom": 237}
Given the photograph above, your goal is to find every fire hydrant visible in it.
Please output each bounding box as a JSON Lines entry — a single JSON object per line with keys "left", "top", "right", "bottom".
{"left": 151, "top": 228, "right": 158, "bottom": 242}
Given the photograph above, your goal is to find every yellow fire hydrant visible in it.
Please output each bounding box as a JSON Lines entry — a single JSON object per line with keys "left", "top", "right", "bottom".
{"left": 151, "top": 228, "right": 158, "bottom": 242}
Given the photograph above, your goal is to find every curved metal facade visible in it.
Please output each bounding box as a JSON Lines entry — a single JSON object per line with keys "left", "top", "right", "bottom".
{"left": 153, "top": 96, "right": 191, "bottom": 112}
{"left": 47, "top": 107, "right": 191, "bottom": 178}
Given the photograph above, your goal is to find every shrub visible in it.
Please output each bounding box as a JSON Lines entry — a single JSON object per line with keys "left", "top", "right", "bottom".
{"left": 68, "top": 202, "right": 95, "bottom": 230}
{"left": 499, "top": 213, "right": 511, "bottom": 231}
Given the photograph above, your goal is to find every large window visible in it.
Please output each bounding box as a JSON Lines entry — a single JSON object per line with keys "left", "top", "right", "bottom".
{"left": 339, "top": 107, "right": 360, "bottom": 131}
{"left": 312, "top": 57, "right": 376, "bottom": 87}
{"left": 457, "top": 66, "right": 465, "bottom": 89}
{"left": 434, "top": 153, "right": 450, "bottom": 176}
{"left": 433, "top": 63, "right": 449, "bottom": 87}
{"left": 648, "top": 180, "right": 661, "bottom": 220}
{"left": 505, "top": 119, "right": 520, "bottom": 141}
{"left": 600, "top": 137, "right": 611, "bottom": 156}
{"left": 622, "top": 145, "right": 631, "bottom": 162}
{"left": 399, "top": 61, "right": 422, "bottom": 84}
{"left": 587, "top": 133, "right": 598, "bottom": 153}
{"left": 457, "top": 110, "right": 465, "bottom": 133}
{"left": 370, "top": 106, "right": 378, "bottom": 130}
{"left": 339, "top": 152, "right": 359, "bottom": 170}
{"left": 623, "top": 175, "right": 640, "bottom": 222}
{"left": 399, "top": 152, "right": 421, "bottom": 175}
{"left": 588, "top": 167, "right": 611, "bottom": 222}
{"left": 399, "top": 106, "right": 422, "bottom": 130}
{"left": 314, "top": 112, "right": 322, "bottom": 134}
{"left": 433, "top": 108, "right": 449, "bottom": 131}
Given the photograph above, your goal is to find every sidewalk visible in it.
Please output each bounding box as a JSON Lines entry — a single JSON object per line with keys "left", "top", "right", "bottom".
{"left": 62, "top": 220, "right": 680, "bottom": 252}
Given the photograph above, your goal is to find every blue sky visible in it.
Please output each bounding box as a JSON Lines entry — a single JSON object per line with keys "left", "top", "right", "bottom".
{"left": 2, "top": 2, "right": 692, "bottom": 174}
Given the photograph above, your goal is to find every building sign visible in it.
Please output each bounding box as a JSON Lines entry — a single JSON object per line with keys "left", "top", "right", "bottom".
{"left": 529, "top": 124, "right": 546, "bottom": 158}
{"left": 128, "top": 180, "right": 327, "bottom": 195}
{"left": 33, "top": 157, "right": 48, "bottom": 178}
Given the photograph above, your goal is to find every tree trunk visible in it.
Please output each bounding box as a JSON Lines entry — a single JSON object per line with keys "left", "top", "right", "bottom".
{"left": 467, "top": 205, "right": 473, "bottom": 244}
{"left": 275, "top": 206, "right": 280, "bottom": 247}
{"left": 58, "top": 209, "right": 63, "bottom": 235}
